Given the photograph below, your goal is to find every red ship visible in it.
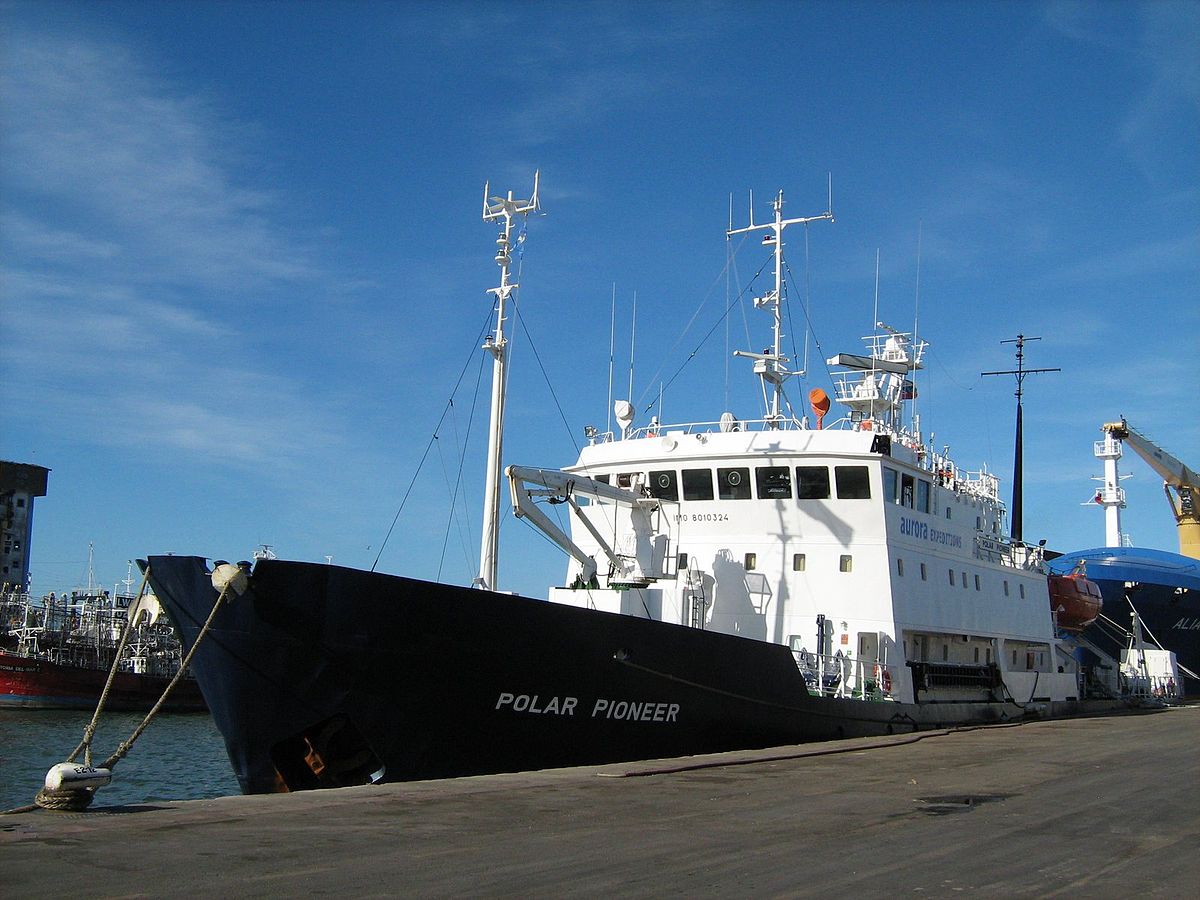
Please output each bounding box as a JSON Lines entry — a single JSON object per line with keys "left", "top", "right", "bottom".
{"left": 0, "top": 586, "right": 205, "bottom": 711}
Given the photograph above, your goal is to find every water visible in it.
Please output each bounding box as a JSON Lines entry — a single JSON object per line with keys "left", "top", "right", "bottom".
{"left": 0, "top": 709, "right": 239, "bottom": 810}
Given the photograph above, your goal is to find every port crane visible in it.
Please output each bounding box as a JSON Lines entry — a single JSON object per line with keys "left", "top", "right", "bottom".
{"left": 1097, "top": 418, "right": 1198, "bottom": 559}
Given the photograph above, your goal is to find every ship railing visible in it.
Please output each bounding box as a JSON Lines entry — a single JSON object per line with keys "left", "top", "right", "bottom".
{"left": 588, "top": 412, "right": 935, "bottom": 444}
{"left": 975, "top": 534, "right": 1046, "bottom": 571}
{"left": 793, "top": 650, "right": 898, "bottom": 701}
{"left": 827, "top": 370, "right": 911, "bottom": 414}
{"left": 1120, "top": 672, "right": 1184, "bottom": 703}
{"left": 589, "top": 414, "right": 832, "bottom": 444}
{"left": 953, "top": 468, "right": 1001, "bottom": 502}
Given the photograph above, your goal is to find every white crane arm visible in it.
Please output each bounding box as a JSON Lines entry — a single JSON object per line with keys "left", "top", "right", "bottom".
{"left": 506, "top": 465, "right": 672, "bottom": 585}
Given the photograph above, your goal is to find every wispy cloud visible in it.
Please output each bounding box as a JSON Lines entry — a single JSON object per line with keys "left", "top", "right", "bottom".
{"left": 1045, "top": 0, "right": 1199, "bottom": 184}
{"left": 0, "top": 25, "right": 337, "bottom": 468}
{"left": 1046, "top": 230, "right": 1200, "bottom": 286}
{"left": 1, "top": 29, "right": 317, "bottom": 291}
{"left": 430, "top": 7, "right": 715, "bottom": 148}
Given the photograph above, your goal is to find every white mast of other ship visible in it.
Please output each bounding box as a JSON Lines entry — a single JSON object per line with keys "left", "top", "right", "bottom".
{"left": 727, "top": 181, "right": 833, "bottom": 426}
{"left": 475, "top": 172, "right": 540, "bottom": 592}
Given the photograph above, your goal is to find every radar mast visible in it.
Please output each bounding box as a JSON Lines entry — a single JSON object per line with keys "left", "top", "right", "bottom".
{"left": 728, "top": 185, "right": 833, "bottom": 426}
{"left": 476, "top": 172, "right": 540, "bottom": 591}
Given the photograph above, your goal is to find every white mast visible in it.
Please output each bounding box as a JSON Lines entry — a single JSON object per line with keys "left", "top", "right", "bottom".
{"left": 476, "top": 171, "right": 540, "bottom": 591}
{"left": 1092, "top": 429, "right": 1127, "bottom": 547}
{"left": 728, "top": 186, "right": 833, "bottom": 426}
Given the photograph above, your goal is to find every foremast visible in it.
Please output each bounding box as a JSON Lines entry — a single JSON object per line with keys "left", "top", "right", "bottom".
{"left": 476, "top": 172, "right": 540, "bottom": 591}
{"left": 727, "top": 187, "right": 833, "bottom": 426}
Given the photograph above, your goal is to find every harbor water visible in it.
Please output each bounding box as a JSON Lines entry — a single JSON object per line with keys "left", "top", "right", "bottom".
{"left": 0, "top": 709, "right": 237, "bottom": 810}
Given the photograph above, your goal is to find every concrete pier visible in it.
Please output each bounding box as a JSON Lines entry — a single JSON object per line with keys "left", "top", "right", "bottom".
{"left": 4, "top": 706, "right": 1198, "bottom": 897}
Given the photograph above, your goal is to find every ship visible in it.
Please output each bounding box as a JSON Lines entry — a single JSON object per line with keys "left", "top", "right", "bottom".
{"left": 1048, "top": 547, "right": 1199, "bottom": 697}
{"left": 142, "top": 178, "right": 1134, "bottom": 796}
{"left": 0, "top": 580, "right": 206, "bottom": 711}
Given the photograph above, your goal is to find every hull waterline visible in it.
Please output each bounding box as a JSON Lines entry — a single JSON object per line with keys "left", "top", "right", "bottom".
{"left": 0, "top": 650, "right": 206, "bottom": 711}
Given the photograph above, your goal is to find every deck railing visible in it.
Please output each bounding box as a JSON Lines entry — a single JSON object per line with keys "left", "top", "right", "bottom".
{"left": 793, "top": 650, "right": 898, "bottom": 700}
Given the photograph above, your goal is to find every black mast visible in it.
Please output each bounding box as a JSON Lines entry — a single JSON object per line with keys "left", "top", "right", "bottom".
{"left": 982, "top": 335, "right": 1059, "bottom": 543}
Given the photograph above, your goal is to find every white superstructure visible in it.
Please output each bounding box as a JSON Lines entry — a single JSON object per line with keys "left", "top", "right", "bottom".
{"left": 509, "top": 189, "right": 1085, "bottom": 710}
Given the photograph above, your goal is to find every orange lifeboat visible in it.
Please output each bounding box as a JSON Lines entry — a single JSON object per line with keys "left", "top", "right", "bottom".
{"left": 1047, "top": 571, "right": 1103, "bottom": 632}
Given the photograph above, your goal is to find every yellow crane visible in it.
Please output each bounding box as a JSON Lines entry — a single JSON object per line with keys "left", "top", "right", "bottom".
{"left": 1102, "top": 418, "right": 1199, "bottom": 559}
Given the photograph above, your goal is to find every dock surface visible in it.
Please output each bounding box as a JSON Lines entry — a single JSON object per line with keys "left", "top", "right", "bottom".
{"left": 4, "top": 706, "right": 1198, "bottom": 897}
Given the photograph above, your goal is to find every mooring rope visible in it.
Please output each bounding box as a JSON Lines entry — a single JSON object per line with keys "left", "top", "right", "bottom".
{"left": 2, "top": 566, "right": 237, "bottom": 814}
{"left": 64, "top": 566, "right": 154, "bottom": 770}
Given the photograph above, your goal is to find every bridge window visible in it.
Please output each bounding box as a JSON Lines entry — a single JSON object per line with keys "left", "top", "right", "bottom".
{"left": 917, "top": 479, "right": 931, "bottom": 513}
{"left": 648, "top": 470, "right": 678, "bottom": 501}
{"left": 755, "top": 466, "right": 792, "bottom": 499}
{"left": 682, "top": 468, "right": 714, "bottom": 501}
{"left": 883, "top": 466, "right": 899, "bottom": 503}
{"left": 717, "top": 467, "right": 752, "bottom": 500}
{"left": 901, "top": 473, "right": 915, "bottom": 507}
{"left": 795, "top": 466, "right": 830, "bottom": 499}
{"left": 836, "top": 466, "right": 871, "bottom": 499}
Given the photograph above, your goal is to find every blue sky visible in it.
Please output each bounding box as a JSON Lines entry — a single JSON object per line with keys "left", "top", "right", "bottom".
{"left": 2, "top": 0, "right": 1196, "bottom": 599}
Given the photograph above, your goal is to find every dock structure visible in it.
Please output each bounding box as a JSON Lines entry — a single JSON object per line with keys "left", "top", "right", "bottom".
{"left": 3, "top": 707, "right": 1198, "bottom": 896}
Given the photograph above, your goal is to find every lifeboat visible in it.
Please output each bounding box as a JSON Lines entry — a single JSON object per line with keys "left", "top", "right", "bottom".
{"left": 1048, "top": 571, "right": 1104, "bottom": 632}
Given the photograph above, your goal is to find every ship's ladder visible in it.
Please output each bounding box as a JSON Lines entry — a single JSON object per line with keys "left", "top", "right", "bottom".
{"left": 686, "top": 564, "right": 709, "bottom": 629}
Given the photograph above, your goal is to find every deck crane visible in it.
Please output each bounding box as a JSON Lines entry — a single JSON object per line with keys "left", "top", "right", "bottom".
{"left": 1101, "top": 418, "right": 1199, "bottom": 560}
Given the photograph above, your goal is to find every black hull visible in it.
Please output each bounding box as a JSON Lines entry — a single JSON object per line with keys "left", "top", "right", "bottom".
{"left": 1084, "top": 581, "right": 1199, "bottom": 696}
{"left": 143, "top": 556, "right": 1110, "bottom": 795}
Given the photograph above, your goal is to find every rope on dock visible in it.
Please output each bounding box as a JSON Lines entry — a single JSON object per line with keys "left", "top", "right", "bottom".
{"left": 1, "top": 564, "right": 238, "bottom": 815}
